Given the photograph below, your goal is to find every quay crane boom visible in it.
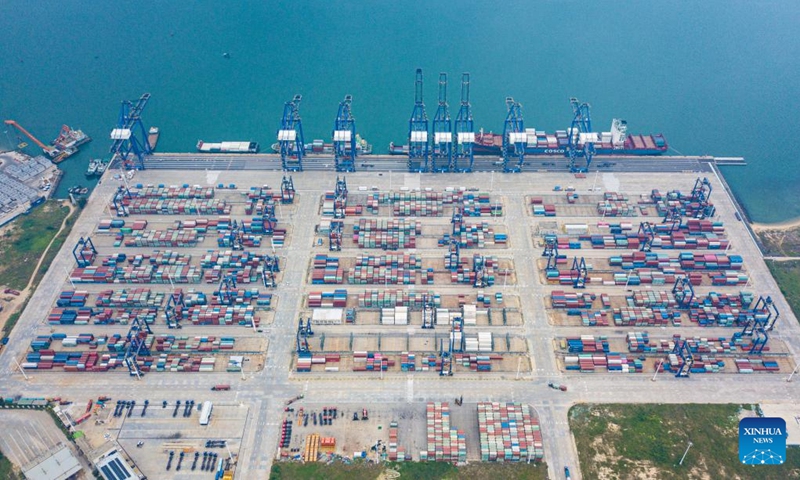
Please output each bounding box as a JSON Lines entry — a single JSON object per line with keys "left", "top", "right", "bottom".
{"left": 4, "top": 120, "right": 56, "bottom": 156}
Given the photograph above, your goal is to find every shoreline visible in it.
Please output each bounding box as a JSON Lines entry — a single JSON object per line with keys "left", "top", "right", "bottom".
{"left": 750, "top": 217, "right": 800, "bottom": 232}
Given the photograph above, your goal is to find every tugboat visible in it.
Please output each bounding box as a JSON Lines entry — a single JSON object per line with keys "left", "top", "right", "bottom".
{"left": 96, "top": 159, "right": 108, "bottom": 175}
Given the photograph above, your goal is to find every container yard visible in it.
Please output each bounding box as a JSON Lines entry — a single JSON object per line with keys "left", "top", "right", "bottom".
{"left": 2, "top": 163, "right": 799, "bottom": 480}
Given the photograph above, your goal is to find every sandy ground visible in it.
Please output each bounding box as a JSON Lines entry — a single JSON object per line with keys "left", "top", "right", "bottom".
{"left": 750, "top": 216, "right": 800, "bottom": 232}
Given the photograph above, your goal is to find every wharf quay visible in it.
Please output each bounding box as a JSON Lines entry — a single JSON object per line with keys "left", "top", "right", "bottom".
{"left": 135, "top": 153, "right": 744, "bottom": 173}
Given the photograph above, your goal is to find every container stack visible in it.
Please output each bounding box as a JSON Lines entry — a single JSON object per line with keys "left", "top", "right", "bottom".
{"left": 182, "top": 305, "right": 257, "bottom": 326}
{"left": 125, "top": 229, "right": 200, "bottom": 247}
{"left": 381, "top": 306, "right": 409, "bottom": 325}
{"left": 393, "top": 199, "right": 444, "bottom": 217}
{"left": 477, "top": 402, "right": 544, "bottom": 462}
{"left": 613, "top": 307, "right": 676, "bottom": 327}
{"left": 352, "top": 351, "right": 391, "bottom": 371}
{"left": 733, "top": 358, "right": 780, "bottom": 373}
{"left": 422, "top": 402, "right": 466, "bottom": 464}
{"left": 461, "top": 304, "right": 477, "bottom": 326}
{"left": 311, "top": 254, "right": 343, "bottom": 284}
{"left": 94, "top": 289, "right": 165, "bottom": 308}
{"left": 566, "top": 336, "right": 610, "bottom": 353}
{"left": 664, "top": 354, "right": 724, "bottom": 374}
{"left": 57, "top": 291, "right": 89, "bottom": 307}
{"left": 461, "top": 193, "right": 502, "bottom": 217}
{"left": 579, "top": 311, "right": 610, "bottom": 326}
{"left": 353, "top": 218, "right": 419, "bottom": 250}
{"left": 464, "top": 332, "right": 492, "bottom": 353}
{"left": 347, "top": 254, "right": 423, "bottom": 285}
{"left": 627, "top": 290, "right": 677, "bottom": 308}
{"left": 307, "top": 290, "right": 348, "bottom": 308}
{"left": 388, "top": 421, "right": 406, "bottom": 461}
{"left": 448, "top": 254, "right": 499, "bottom": 286}
{"left": 550, "top": 291, "right": 595, "bottom": 309}
{"left": 564, "top": 353, "right": 643, "bottom": 373}
{"left": 134, "top": 185, "right": 215, "bottom": 199}
{"left": 357, "top": 290, "right": 440, "bottom": 309}
{"left": 400, "top": 352, "right": 416, "bottom": 371}
{"left": 122, "top": 198, "right": 230, "bottom": 215}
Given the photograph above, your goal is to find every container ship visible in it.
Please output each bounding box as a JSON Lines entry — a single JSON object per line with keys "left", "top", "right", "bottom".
{"left": 148, "top": 127, "right": 160, "bottom": 151}
{"left": 271, "top": 134, "right": 373, "bottom": 155}
{"left": 389, "top": 119, "right": 667, "bottom": 156}
{"left": 196, "top": 140, "right": 259, "bottom": 153}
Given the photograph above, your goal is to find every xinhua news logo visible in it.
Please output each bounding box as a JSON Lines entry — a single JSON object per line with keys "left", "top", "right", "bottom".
{"left": 739, "top": 417, "right": 786, "bottom": 465}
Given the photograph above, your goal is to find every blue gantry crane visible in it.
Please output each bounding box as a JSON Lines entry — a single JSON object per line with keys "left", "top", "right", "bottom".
{"left": 638, "top": 221, "right": 656, "bottom": 252}
{"left": 261, "top": 255, "right": 280, "bottom": 288}
{"left": 333, "top": 95, "right": 357, "bottom": 172}
{"left": 113, "top": 186, "right": 132, "bottom": 217}
{"left": 281, "top": 176, "right": 295, "bottom": 204}
{"left": 543, "top": 236, "right": 560, "bottom": 272}
{"left": 123, "top": 315, "right": 152, "bottom": 378}
{"left": 566, "top": 98, "right": 596, "bottom": 173}
{"left": 447, "top": 238, "right": 460, "bottom": 273}
{"left": 502, "top": 97, "right": 526, "bottom": 173}
{"left": 110, "top": 93, "right": 152, "bottom": 171}
{"left": 571, "top": 256, "right": 588, "bottom": 289}
{"left": 672, "top": 276, "right": 695, "bottom": 309}
{"left": 690, "top": 177, "right": 716, "bottom": 218}
{"left": 296, "top": 318, "right": 311, "bottom": 356}
{"left": 164, "top": 290, "right": 185, "bottom": 329}
{"left": 453, "top": 73, "right": 475, "bottom": 172}
{"left": 333, "top": 176, "right": 347, "bottom": 219}
{"left": 431, "top": 73, "right": 453, "bottom": 173}
{"left": 408, "top": 68, "right": 430, "bottom": 173}
{"left": 421, "top": 294, "right": 436, "bottom": 329}
{"left": 73, "top": 236, "right": 97, "bottom": 267}
{"left": 277, "top": 95, "right": 305, "bottom": 172}
{"left": 217, "top": 274, "right": 238, "bottom": 305}
{"left": 671, "top": 339, "right": 694, "bottom": 378}
{"left": 329, "top": 220, "right": 343, "bottom": 252}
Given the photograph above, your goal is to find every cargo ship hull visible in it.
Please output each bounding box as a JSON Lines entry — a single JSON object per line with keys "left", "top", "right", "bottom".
{"left": 389, "top": 121, "right": 668, "bottom": 156}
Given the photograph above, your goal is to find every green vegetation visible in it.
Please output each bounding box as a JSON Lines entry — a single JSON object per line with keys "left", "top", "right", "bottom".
{"left": 569, "top": 403, "right": 800, "bottom": 480}
{"left": 767, "top": 260, "right": 800, "bottom": 322}
{"left": 758, "top": 228, "right": 800, "bottom": 257}
{"left": 1, "top": 299, "right": 28, "bottom": 337}
{"left": 269, "top": 460, "right": 546, "bottom": 480}
{"left": 0, "top": 450, "right": 21, "bottom": 480}
{"left": 0, "top": 200, "right": 70, "bottom": 290}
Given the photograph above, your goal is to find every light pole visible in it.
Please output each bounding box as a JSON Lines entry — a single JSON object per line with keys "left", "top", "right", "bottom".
{"left": 652, "top": 359, "right": 664, "bottom": 381}
{"left": 787, "top": 362, "right": 800, "bottom": 382}
{"left": 679, "top": 441, "right": 693, "bottom": 466}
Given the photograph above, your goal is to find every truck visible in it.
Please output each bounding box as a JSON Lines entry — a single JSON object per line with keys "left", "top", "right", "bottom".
{"left": 548, "top": 382, "right": 568, "bottom": 392}
{"left": 564, "top": 466, "right": 572, "bottom": 478}
{"left": 211, "top": 384, "right": 230, "bottom": 391}
{"left": 4, "top": 289, "right": 21, "bottom": 296}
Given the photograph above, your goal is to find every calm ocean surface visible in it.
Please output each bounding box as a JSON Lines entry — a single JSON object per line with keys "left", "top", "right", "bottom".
{"left": 0, "top": 1, "right": 797, "bottom": 222}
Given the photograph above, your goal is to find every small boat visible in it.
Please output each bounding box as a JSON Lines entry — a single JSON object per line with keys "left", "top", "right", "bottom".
{"left": 85, "top": 159, "right": 100, "bottom": 177}
{"left": 148, "top": 127, "right": 160, "bottom": 151}
{"left": 96, "top": 159, "right": 108, "bottom": 174}
{"left": 68, "top": 185, "right": 89, "bottom": 195}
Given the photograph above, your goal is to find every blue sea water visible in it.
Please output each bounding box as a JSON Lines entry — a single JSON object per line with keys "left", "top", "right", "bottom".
{"left": 0, "top": 1, "right": 797, "bottom": 222}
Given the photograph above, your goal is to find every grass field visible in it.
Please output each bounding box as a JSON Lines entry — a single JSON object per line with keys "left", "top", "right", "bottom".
{"left": 269, "top": 460, "right": 547, "bottom": 480}
{"left": 0, "top": 200, "right": 70, "bottom": 290}
{"left": 0, "top": 450, "right": 21, "bottom": 480}
{"left": 767, "top": 260, "right": 800, "bottom": 323}
{"left": 569, "top": 403, "right": 800, "bottom": 480}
